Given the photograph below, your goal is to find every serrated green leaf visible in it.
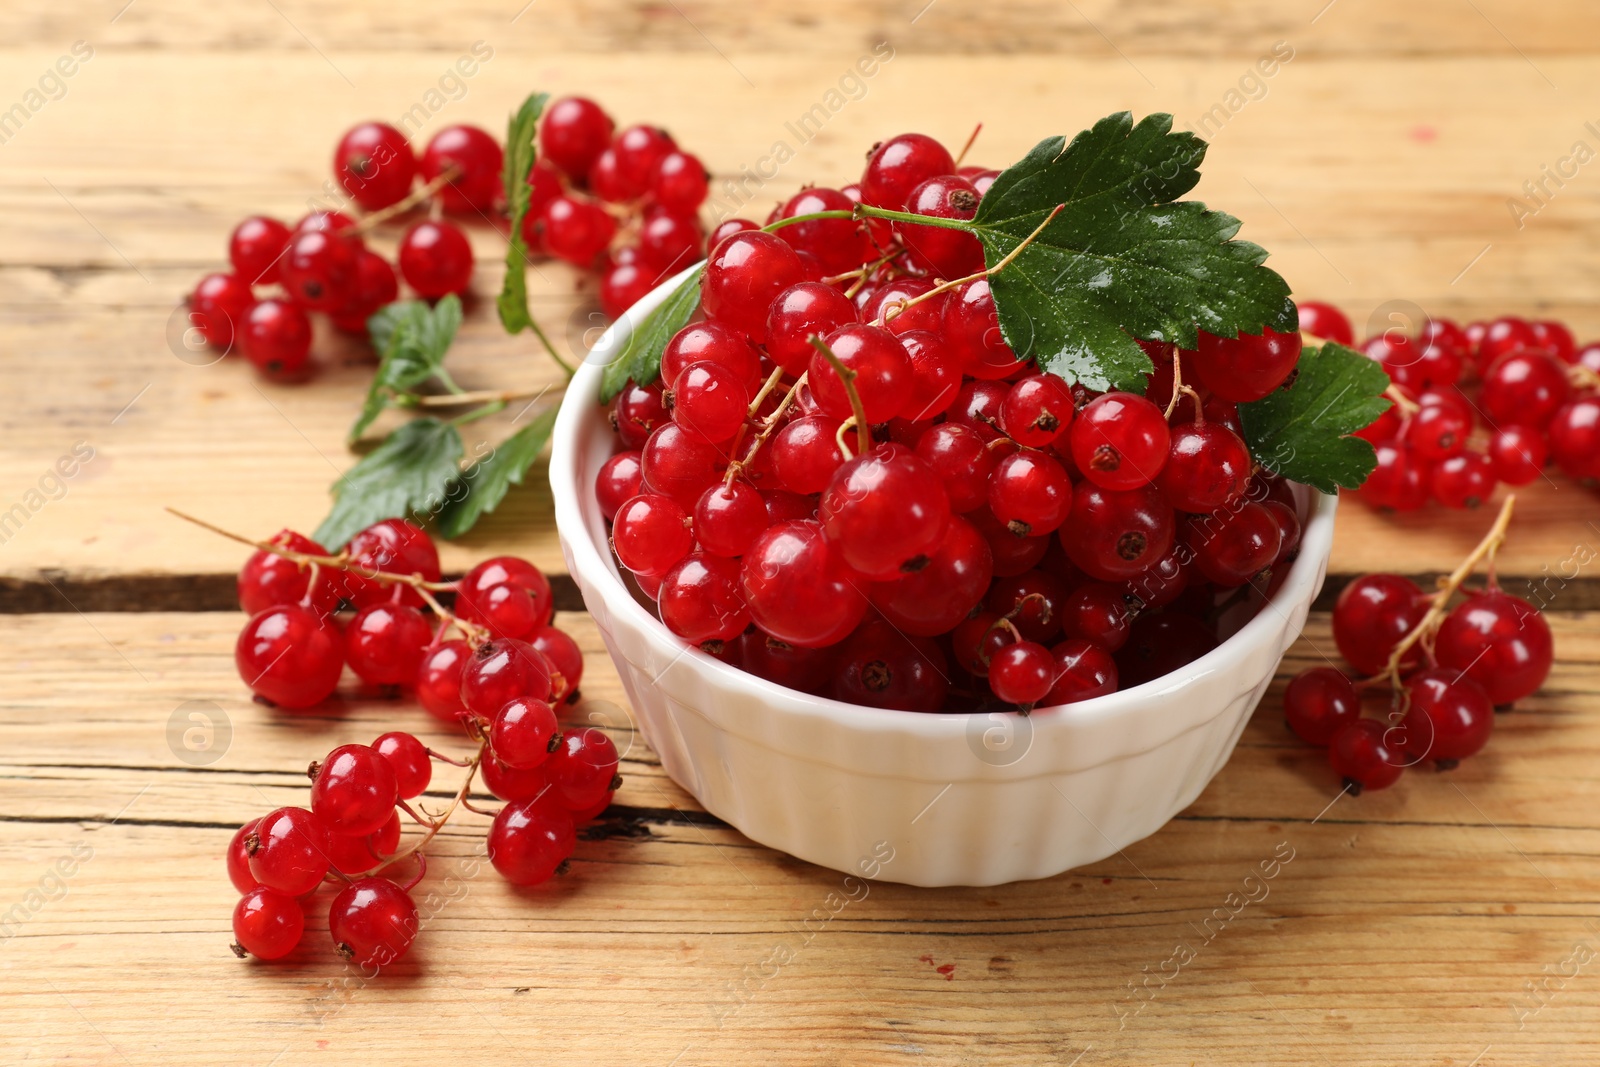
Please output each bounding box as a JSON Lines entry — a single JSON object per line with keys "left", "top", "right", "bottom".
{"left": 970, "top": 112, "right": 1296, "bottom": 393}
{"left": 498, "top": 92, "right": 550, "bottom": 335}
{"left": 1240, "top": 341, "right": 1392, "bottom": 494}
{"left": 435, "top": 406, "right": 559, "bottom": 539}
{"left": 596, "top": 266, "right": 704, "bottom": 402}
{"left": 315, "top": 417, "right": 464, "bottom": 549}
{"left": 349, "top": 297, "right": 463, "bottom": 443}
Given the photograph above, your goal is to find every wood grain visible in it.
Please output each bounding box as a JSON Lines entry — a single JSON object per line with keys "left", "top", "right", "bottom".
{"left": 3, "top": 609, "right": 1598, "bottom": 1066}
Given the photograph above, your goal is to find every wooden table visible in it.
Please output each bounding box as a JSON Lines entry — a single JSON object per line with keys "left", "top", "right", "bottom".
{"left": 4, "top": 4, "right": 1599, "bottom": 1064}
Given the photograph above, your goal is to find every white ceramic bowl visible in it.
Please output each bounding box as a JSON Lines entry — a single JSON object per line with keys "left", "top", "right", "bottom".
{"left": 550, "top": 268, "right": 1337, "bottom": 887}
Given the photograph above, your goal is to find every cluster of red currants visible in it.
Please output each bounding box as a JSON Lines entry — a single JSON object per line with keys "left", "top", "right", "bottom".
{"left": 1300, "top": 302, "right": 1600, "bottom": 509}
{"left": 524, "top": 96, "right": 710, "bottom": 317}
{"left": 596, "top": 130, "right": 1308, "bottom": 713}
{"left": 186, "top": 121, "right": 504, "bottom": 378}
{"left": 1283, "top": 552, "right": 1552, "bottom": 792}
{"left": 228, "top": 715, "right": 621, "bottom": 966}
{"left": 226, "top": 516, "right": 622, "bottom": 968}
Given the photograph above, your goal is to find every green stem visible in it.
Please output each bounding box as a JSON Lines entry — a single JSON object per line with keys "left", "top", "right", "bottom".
{"left": 808, "top": 339, "right": 872, "bottom": 454}
{"left": 432, "top": 366, "right": 467, "bottom": 396}
{"left": 450, "top": 399, "right": 508, "bottom": 427}
{"left": 762, "top": 205, "right": 981, "bottom": 237}
{"left": 527, "top": 317, "right": 576, "bottom": 379}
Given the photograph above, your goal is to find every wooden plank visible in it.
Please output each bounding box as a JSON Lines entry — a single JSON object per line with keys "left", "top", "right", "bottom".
{"left": 1, "top": 51, "right": 1598, "bottom": 596}
{"left": 2, "top": 609, "right": 1597, "bottom": 1064}
{"left": 8, "top": 0, "right": 1600, "bottom": 56}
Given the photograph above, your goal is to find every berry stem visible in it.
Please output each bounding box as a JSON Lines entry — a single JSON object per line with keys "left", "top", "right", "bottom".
{"left": 345, "top": 164, "right": 463, "bottom": 235}
{"left": 407, "top": 386, "right": 562, "bottom": 408}
{"left": 878, "top": 204, "right": 1065, "bottom": 326}
{"left": 954, "top": 122, "right": 984, "bottom": 168}
{"left": 747, "top": 364, "right": 787, "bottom": 416}
{"left": 1568, "top": 363, "right": 1600, "bottom": 392}
{"left": 1371, "top": 494, "right": 1517, "bottom": 691}
{"left": 1385, "top": 384, "right": 1420, "bottom": 417}
{"left": 809, "top": 339, "right": 873, "bottom": 454}
{"left": 723, "top": 371, "right": 808, "bottom": 484}
{"left": 358, "top": 740, "right": 488, "bottom": 877}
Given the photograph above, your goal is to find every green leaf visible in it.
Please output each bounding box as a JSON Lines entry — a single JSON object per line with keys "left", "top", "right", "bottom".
{"left": 969, "top": 112, "right": 1296, "bottom": 393}
{"left": 1240, "top": 341, "right": 1392, "bottom": 494}
{"left": 315, "top": 417, "right": 464, "bottom": 549}
{"left": 349, "top": 296, "right": 464, "bottom": 442}
{"left": 435, "top": 406, "right": 559, "bottom": 539}
{"left": 596, "top": 265, "right": 704, "bottom": 402}
{"left": 497, "top": 92, "right": 550, "bottom": 335}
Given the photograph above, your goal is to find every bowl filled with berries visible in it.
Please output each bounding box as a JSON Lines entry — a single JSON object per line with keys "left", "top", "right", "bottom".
{"left": 550, "top": 114, "right": 1384, "bottom": 886}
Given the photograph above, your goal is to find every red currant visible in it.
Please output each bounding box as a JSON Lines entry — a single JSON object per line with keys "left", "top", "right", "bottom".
{"left": 694, "top": 480, "right": 768, "bottom": 557}
{"left": 1548, "top": 397, "right": 1600, "bottom": 480}
{"left": 1185, "top": 502, "right": 1283, "bottom": 586}
{"left": 820, "top": 444, "right": 952, "bottom": 580}
{"left": 329, "top": 877, "right": 418, "bottom": 967}
{"left": 860, "top": 133, "right": 955, "bottom": 210}
{"left": 702, "top": 231, "right": 805, "bottom": 341}
{"left": 488, "top": 796, "right": 576, "bottom": 885}
{"left": 810, "top": 323, "right": 913, "bottom": 423}
{"left": 943, "top": 279, "right": 1026, "bottom": 378}
{"left": 333, "top": 122, "right": 417, "bottom": 210}
{"left": 866, "top": 514, "right": 992, "bottom": 636}
{"left": 898, "top": 175, "right": 983, "bottom": 277}
{"left": 1331, "top": 574, "right": 1427, "bottom": 676}
{"left": 236, "top": 604, "right": 343, "bottom": 708}
{"left": 227, "top": 820, "right": 261, "bottom": 893}
{"left": 659, "top": 552, "right": 751, "bottom": 645}
{"left": 415, "top": 639, "right": 471, "bottom": 722}
{"left": 774, "top": 186, "right": 871, "bottom": 273}
{"left": 345, "top": 602, "right": 432, "bottom": 686}
{"left": 989, "top": 641, "right": 1056, "bottom": 708}
{"left": 460, "top": 639, "right": 553, "bottom": 718}
{"left": 311, "top": 744, "right": 400, "bottom": 836}
{"left": 988, "top": 449, "right": 1073, "bottom": 536}
{"left": 1487, "top": 426, "right": 1547, "bottom": 486}
{"left": 1059, "top": 483, "right": 1174, "bottom": 581}
{"left": 1328, "top": 719, "right": 1405, "bottom": 792}
{"left": 669, "top": 360, "right": 749, "bottom": 443}
{"left": 1045, "top": 639, "right": 1118, "bottom": 704}
{"left": 1283, "top": 667, "right": 1360, "bottom": 745}
{"left": 1430, "top": 451, "right": 1496, "bottom": 509}
{"left": 1190, "top": 327, "right": 1301, "bottom": 402}
{"left": 228, "top": 218, "right": 291, "bottom": 286}
{"left": 640, "top": 422, "right": 727, "bottom": 508}
{"left": 421, "top": 124, "right": 503, "bottom": 213}
{"left": 1071, "top": 392, "right": 1170, "bottom": 491}
{"left": 999, "top": 373, "right": 1075, "bottom": 447}
{"left": 740, "top": 520, "right": 869, "bottom": 648}
{"left": 1481, "top": 350, "right": 1570, "bottom": 429}
{"left": 373, "top": 731, "right": 431, "bottom": 799}
{"left": 650, "top": 150, "right": 709, "bottom": 215}
{"left": 1296, "top": 301, "right": 1353, "bottom": 345}
{"left": 831, "top": 619, "right": 949, "bottom": 712}
{"left": 490, "top": 696, "right": 561, "bottom": 769}
{"left": 398, "top": 220, "right": 473, "bottom": 298}
{"left": 339, "top": 519, "right": 440, "bottom": 609}
{"left": 232, "top": 886, "right": 304, "bottom": 960}
{"left": 540, "top": 97, "right": 614, "bottom": 179}
{"left": 612, "top": 493, "right": 693, "bottom": 576}
{"left": 545, "top": 727, "right": 620, "bottom": 811}
{"left": 331, "top": 250, "right": 400, "bottom": 333}
{"left": 611, "top": 380, "right": 669, "bottom": 449}
{"left": 1400, "top": 669, "right": 1493, "bottom": 763}
{"left": 1434, "top": 590, "right": 1553, "bottom": 705}
{"left": 239, "top": 297, "right": 313, "bottom": 378}
{"left": 246, "top": 807, "right": 331, "bottom": 895}
{"left": 281, "top": 229, "right": 357, "bottom": 312}
{"left": 767, "top": 282, "right": 858, "bottom": 375}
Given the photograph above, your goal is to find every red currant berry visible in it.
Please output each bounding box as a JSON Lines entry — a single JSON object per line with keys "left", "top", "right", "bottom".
{"left": 324, "top": 812, "right": 401, "bottom": 877}
{"left": 488, "top": 796, "right": 576, "bottom": 885}
{"left": 1045, "top": 639, "right": 1119, "bottom": 704}
{"left": 329, "top": 877, "right": 418, "bottom": 967}
{"left": 867, "top": 514, "right": 993, "bottom": 637}
{"left": 339, "top": 519, "right": 441, "bottom": 609}
{"left": 612, "top": 493, "right": 693, "bottom": 576}
{"left": 227, "top": 819, "right": 261, "bottom": 893}
{"left": 1358, "top": 442, "right": 1429, "bottom": 512}
{"left": 860, "top": 133, "right": 955, "bottom": 210}
{"left": 490, "top": 696, "right": 561, "bottom": 769}
{"left": 659, "top": 551, "right": 751, "bottom": 645}
{"left": 820, "top": 444, "right": 952, "bottom": 579}
{"left": 232, "top": 886, "right": 304, "bottom": 960}
{"left": 1331, "top": 574, "right": 1427, "bottom": 676}
{"left": 710, "top": 218, "right": 759, "bottom": 247}
{"left": 832, "top": 618, "right": 949, "bottom": 711}
{"left": 246, "top": 807, "right": 331, "bottom": 895}
{"left": 398, "top": 220, "right": 473, "bottom": 298}
{"left": 1400, "top": 400, "right": 1471, "bottom": 461}
{"left": 344, "top": 602, "right": 432, "bottom": 686}
{"left": 1434, "top": 590, "right": 1553, "bottom": 705}
{"left": 810, "top": 323, "right": 913, "bottom": 424}
{"left": 228, "top": 218, "right": 291, "bottom": 286}
{"left": 1475, "top": 316, "right": 1536, "bottom": 368}
{"left": 1186, "top": 502, "right": 1283, "bottom": 586}
{"left": 1071, "top": 392, "right": 1170, "bottom": 491}
{"left": 1430, "top": 451, "right": 1496, "bottom": 509}
{"left": 455, "top": 556, "right": 553, "bottom": 641}
{"left": 611, "top": 380, "right": 669, "bottom": 449}
{"left": 989, "top": 641, "right": 1056, "bottom": 707}
{"left": 420, "top": 124, "right": 503, "bottom": 213}
{"left": 897, "top": 329, "right": 962, "bottom": 423}
{"left": 861, "top": 277, "right": 949, "bottom": 336}
{"left": 190, "top": 271, "right": 254, "bottom": 351}
{"left": 943, "top": 279, "right": 1026, "bottom": 378}
{"left": 238, "top": 529, "right": 336, "bottom": 616}
{"left": 236, "top": 604, "right": 343, "bottom": 708}
{"left": 331, "top": 250, "right": 400, "bottom": 333}
{"left": 1190, "top": 327, "right": 1302, "bottom": 402}
{"left": 640, "top": 422, "right": 727, "bottom": 508}
{"left": 1487, "top": 426, "right": 1547, "bottom": 486}
{"left": 239, "top": 297, "right": 313, "bottom": 378}
{"left": 479, "top": 754, "right": 549, "bottom": 802}
{"left": 661, "top": 322, "right": 763, "bottom": 396}
{"left": 1328, "top": 719, "right": 1406, "bottom": 792}
{"left": 694, "top": 480, "right": 767, "bottom": 557}
{"left": 541, "top": 195, "right": 617, "bottom": 267}
{"left": 774, "top": 186, "right": 871, "bottom": 273}
{"left": 530, "top": 625, "right": 584, "bottom": 702}
{"left": 914, "top": 422, "right": 1000, "bottom": 512}
{"left": 703, "top": 231, "right": 806, "bottom": 341}
{"left": 1060, "top": 582, "right": 1135, "bottom": 652}
{"left": 612, "top": 124, "right": 677, "bottom": 195}
{"left": 1400, "top": 668, "right": 1493, "bottom": 764}
{"left": 1059, "top": 483, "right": 1175, "bottom": 581}
{"left": 767, "top": 282, "right": 857, "bottom": 375}
{"left": 968, "top": 506, "right": 1050, "bottom": 577}
{"left": 546, "top": 727, "right": 621, "bottom": 811}
{"left": 333, "top": 121, "right": 416, "bottom": 210}
{"left": 539, "top": 97, "right": 614, "bottom": 178}
{"left": 739, "top": 631, "right": 836, "bottom": 694}
{"left": 669, "top": 360, "right": 749, "bottom": 443}
{"left": 311, "top": 744, "right": 399, "bottom": 837}
{"left": 1122, "top": 545, "right": 1190, "bottom": 611}
{"left": 372, "top": 731, "right": 431, "bottom": 799}
{"left": 1548, "top": 397, "right": 1600, "bottom": 480}
{"left": 1000, "top": 374, "right": 1075, "bottom": 448}
{"left": 771, "top": 416, "right": 847, "bottom": 495}
{"left": 898, "top": 175, "right": 983, "bottom": 277}
{"left": 415, "top": 639, "right": 471, "bottom": 722}
{"left": 986, "top": 569, "right": 1070, "bottom": 644}
{"left": 281, "top": 229, "right": 358, "bottom": 312}
{"left": 460, "top": 639, "right": 554, "bottom": 718}
{"left": 740, "top": 520, "right": 869, "bottom": 648}
{"left": 988, "top": 449, "right": 1073, "bottom": 536}
{"left": 1283, "top": 667, "right": 1360, "bottom": 745}
{"left": 1296, "top": 301, "right": 1353, "bottom": 345}
{"left": 1530, "top": 320, "right": 1577, "bottom": 362}
{"left": 596, "top": 450, "right": 644, "bottom": 520}
{"left": 1482, "top": 349, "right": 1571, "bottom": 429}
{"left": 599, "top": 257, "right": 657, "bottom": 319}
{"left": 650, "top": 150, "right": 709, "bottom": 215}
{"left": 1156, "top": 422, "right": 1251, "bottom": 513}
{"left": 637, "top": 207, "right": 703, "bottom": 274}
